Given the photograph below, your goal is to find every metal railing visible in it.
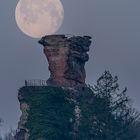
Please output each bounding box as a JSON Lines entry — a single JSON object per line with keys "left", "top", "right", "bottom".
{"left": 25, "top": 80, "right": 48, "bottom": 86}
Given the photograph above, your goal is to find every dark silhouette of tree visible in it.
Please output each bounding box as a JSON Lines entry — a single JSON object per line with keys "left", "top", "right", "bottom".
{"left": 0, "top": 118, "right": 3, "bottom": 140}
{"left": 3, "top": 129, "right": 15, "bottom": 140}
{"left": 1, "top": 71, "right": 139, "bottom": 140}
{"left": 0, "top": 129, "right": 15, "bottom": 140}
{"left": 0, "top": 118, "right": 3, "bottom": 126}
{"left": 0, "top": 119, "right": 15, "bottom": 140}
{"left": 90, "top": 71, "right": 140, "bottom": 140}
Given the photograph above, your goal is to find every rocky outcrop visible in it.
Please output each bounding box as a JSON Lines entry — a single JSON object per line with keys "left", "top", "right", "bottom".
{"left": 16, "top": 85, "right": 95, "bottom": 140}
{"left": 39, "top": 35, "right": 92, "bottom": 87}
{"left": 15, "top": 91, "right": 30, "bottom": 140}
{"left": 16, "top": 35, "right": 92, "bottom": 140}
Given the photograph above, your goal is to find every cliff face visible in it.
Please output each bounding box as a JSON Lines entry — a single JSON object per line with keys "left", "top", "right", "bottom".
{"left": 16, "top": 35, "right": 93, "bottom": 140}
{"left": 39, "top": 35, "right": 92, "bottom": 87}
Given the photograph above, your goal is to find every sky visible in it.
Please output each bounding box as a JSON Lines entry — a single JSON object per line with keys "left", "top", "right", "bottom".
{"left": 0, "top": 0, "right": 140, "bottom": 135}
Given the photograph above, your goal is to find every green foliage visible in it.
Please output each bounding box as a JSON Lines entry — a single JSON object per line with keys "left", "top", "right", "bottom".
{"left": 77, "top": 71, "right": 140, "bottom": 140}
{"left": 20, "top": 71, "right": 140, "bottom": 140}
{"left": 23, "top": 86, "right": 75, "bottom": 140}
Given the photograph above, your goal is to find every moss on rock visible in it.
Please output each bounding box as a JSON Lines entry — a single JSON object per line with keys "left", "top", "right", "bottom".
{"left": 19, "top": 86, "right": 75, "bottom": 140}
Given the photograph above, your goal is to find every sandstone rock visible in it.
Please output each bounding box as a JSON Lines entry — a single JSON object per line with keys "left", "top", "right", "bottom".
{"left": 16, "top": 35, "right": 92, "bottom": 140}
{"left": 15, "top": 91, "right": 30, "bottom": 140}
{"left": 39, "top": 35, "right": 92, "bottom": 87}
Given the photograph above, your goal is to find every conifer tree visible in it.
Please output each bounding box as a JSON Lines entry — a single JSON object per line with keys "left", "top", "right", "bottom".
{"left": 92, "top": 71, "right": 140, "bottom": 140}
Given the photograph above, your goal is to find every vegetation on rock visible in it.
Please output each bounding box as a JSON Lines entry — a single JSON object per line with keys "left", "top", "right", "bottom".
{"left": 21, "top": 86, "right": 75, "bottom": 140}
{"left": 78, "top": 71, "right": 140, "bottom": 140}
{"left": 3, "top": 71, "right": 139, "bottom": 140}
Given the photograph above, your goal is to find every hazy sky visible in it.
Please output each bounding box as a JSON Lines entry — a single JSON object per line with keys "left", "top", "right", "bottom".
{"left": 0, "top": 0, "right": 140, "bottom": 134}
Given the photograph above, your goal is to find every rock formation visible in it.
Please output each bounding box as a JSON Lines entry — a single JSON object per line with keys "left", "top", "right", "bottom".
{"left": 39, "top": 35, "right": 92, "bottom": 87}
{"left": 16, "top": 35, "right": 93, "bottom": 140}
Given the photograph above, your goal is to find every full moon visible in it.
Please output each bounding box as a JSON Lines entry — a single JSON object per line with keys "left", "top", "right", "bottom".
{"left": 15, "top": 0, "right": 64, "bottom": 38}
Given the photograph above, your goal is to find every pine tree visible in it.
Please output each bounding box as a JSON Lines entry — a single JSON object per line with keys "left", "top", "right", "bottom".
{"left": 92, "top": 71, "right": 140, "bottom": 140}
